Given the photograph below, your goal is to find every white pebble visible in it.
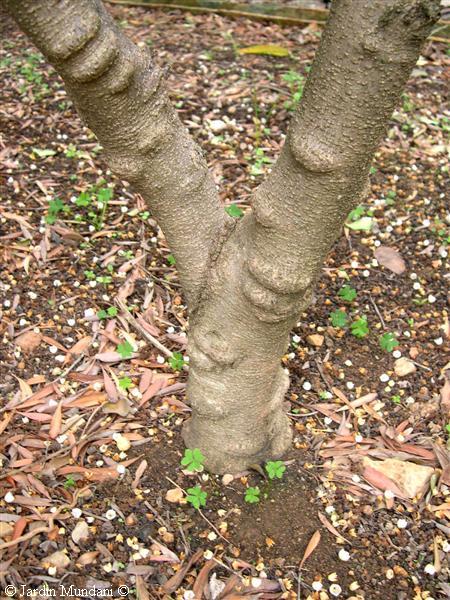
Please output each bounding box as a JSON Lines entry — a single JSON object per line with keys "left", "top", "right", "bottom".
{"left": 393, "top": 350, "right": 402, "bottom": 358}
{"left": 424, "top": 564, "right": 436, "bottom": 576}
{"left": 428, "top": 295, "right": 436, "bottom": 304}
{"left": 72, "top": 508, "right": 82, "bottom": 519}
{"left": 156, "top": 355, "right": 165, "bottom": 364}
{"left": 4, "top": 491, "right": 15, "bottom": 503}
{"left": 105, "top": 509, "right": 117, "bottom": 520}
{"left": 397, "top": 518, "right": 408, "bottom": 529}
{"left": 338, "top": 549, "right": 350, "bottom": 561}
{"left": 380, "top": 373, "right": 389, "bottom": 382}
{"left": 329, "top": 584, "right": 342, "bottom": 597}
{"left": 302, "top": 381, "right": 312, "bottom": 391}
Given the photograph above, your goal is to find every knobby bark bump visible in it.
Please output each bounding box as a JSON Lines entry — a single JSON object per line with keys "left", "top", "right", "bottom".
{"left": 3, "top": 0, "right": 440, "bottom": 473}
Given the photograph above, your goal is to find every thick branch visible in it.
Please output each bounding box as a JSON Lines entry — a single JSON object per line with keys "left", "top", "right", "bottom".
{"left": 246, "top": 0, "right": 440, "bottom": 312}
{"left": 2, "top": 0, "right": 225, "bottom": 308}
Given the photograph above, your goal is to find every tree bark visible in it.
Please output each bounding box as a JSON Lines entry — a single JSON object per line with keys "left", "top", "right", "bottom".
{"left": 3, "top": 0, "right": 440, "bottom": 473}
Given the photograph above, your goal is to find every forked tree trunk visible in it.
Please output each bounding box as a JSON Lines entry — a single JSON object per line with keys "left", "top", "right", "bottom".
{"left": 3, "top": 0, "right": 439, "bottom": 473}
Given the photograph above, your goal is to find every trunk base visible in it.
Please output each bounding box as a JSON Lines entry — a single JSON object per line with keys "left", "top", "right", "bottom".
{"left": 181, "top": 411, "right": 293, "bottom": 474}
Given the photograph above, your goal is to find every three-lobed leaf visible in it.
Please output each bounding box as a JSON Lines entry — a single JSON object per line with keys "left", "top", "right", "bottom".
{"left": 186, "top": 485, "right": 207, "bottom": 509}
{"left": 245, "top": 486, "right": 260, "bottom": 504}
{"left": 266, "top": 460, "right": 285, "bottom": 480}
{"left": 181, "top": 448, "right": 205, "bottom": 472}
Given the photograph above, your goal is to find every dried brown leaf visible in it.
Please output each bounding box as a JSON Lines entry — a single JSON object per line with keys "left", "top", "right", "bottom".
{"left": 299, "top": 530, "right": 321, "bottom": 568}
{"left": 374, "top": 245, "right": 406, "bottom": 275}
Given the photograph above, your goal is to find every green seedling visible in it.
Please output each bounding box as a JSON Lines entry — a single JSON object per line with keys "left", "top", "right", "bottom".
{"left": 225, "top": 204, "right": 244, "bottom": 218}
{"left": 282, "top": 70, "right": 305, "bottom": 110}
{"left": 97, "top": 306, "right": 118, "bottom": 320}
{"left": 169, "top": 352, "right": 185, "bottom": 371}
{"left": 330, "top": 309, "right": 348, "bottom": 329}
{"left": 379, "top": 332, "right": 399, "bottom": 352}
{"left": 118, "top": 376, "right": 132, "bottom": 390}
{"left": 338, "top": 285, "right": 357, "bottom": 302}
{"left": 351, "top": 316, "right": 369, "bottom": 338}
{"left": 249, "top": 147, "right": 272, "bottom": 176}
{"left": 167, "top": 254, "right": 176, "bottom": 266}
{"left": 117, "top": 340, "right": 134, "bottom": 360}
{"left": 391, "top": 395, "right": 401, "bottom": 404}
{"left": 186, "top": 486, "right": 207, "bottom": 510}
{"left": 245, "top": 486, "right": 260, "bottom": 504}
{"left": 64, "top": 476, "right": 76, "bottom": 489}
{"left": 266, "top": 460, "right": 285, "bottom": 480}
{"left": 181, "top": 448, "right": 205, "bottom": 472}
{"left": 46, "top": 197, "right": 70, "bottom": 224}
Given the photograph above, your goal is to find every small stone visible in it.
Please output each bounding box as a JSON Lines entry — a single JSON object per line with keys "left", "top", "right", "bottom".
{"left": 209, "top": 119, "right": 227, "bottom": 133}
{"left": 329, "top": 583, "right": 342, "bottom": 597}
{"left": 307, "top": 334, "right": 324, "bottom": 347}
{"left": 0, "top": 522, "right": 14, "bottom": 538}
{"left": 222, "top": 474, "right": 234, "bottom": 486}
{"left": 71, "top": 520, "right": 90, "bottom": 545}
{"left": 165, "top": 488, "right": 184, "bottom": 504}
{"left": 338, "top": 549, "right": 350, "bottom": 561}
{"left": 363, "top": 457, "right": 435, "bottom": 498}
{"left": 112, "top": 433, "right": 131, "bottom": 452}
{"left": 45, "top": 551, "right": 70, "bottom": 570}
{"left": 394, "top": 357, "right": 416, "bottom": 377}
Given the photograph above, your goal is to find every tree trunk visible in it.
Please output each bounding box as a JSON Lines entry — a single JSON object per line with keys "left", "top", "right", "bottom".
{"left": 3, "top": 0, "right": 440, "bottom": 473}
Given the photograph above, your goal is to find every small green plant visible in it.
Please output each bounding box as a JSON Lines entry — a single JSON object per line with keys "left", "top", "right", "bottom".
{"left": 330, "top": 309, "right": 348, "bottom": 329}
{"left": 181, "top": 448, "right": 205, "bottom": 472}
{"left": 225, "top": 204, "right": 244, "bottom": 218}
{"left": 65, "top": 144, "right": 88, "bottom": 159}
{"left": 45, "top": 197, "right": 70, "bottom": 224}
{"left": 266, "top": 460, "right": 285, "bottom": 480}
{"left": 249, "top": 147, "right": 273, "bottom": 176}
{"left": 445, "top": 423, "right": 450, "bottom": 435}
{"left": 379, "top": 332, "right": 399, "bottom": 352}
{"left": 338, "top": 285, "right": 357, "bottom": 302}
{"left": 282, "top": 70, "right": 305, "bottom": 110}
{"left": 64, "top": 476, "right": 76, "bottom": 489}
{"left": 167, "top": 254, "right": 176, "bottom": 266}
{"left": 245, "top": 486, "right": 260, "bottom": 504}
{"left": 385, "top": 190, "right": 397, "bottom": 206}
{"left": 97, "top": 306, "right": 118, "bottom": 320}
{"left": 351, "top": 316, "right": 369, "bottom": 338}
{"left": 186, "top": 486, "right": 207, "bottom": 510}
{"left": 169, "top": 352, "right": 185, "bottom": 371}
{"left": 75, "top": 191, "right": 91, "bottom": 207}
{"left": 117, "top": 340, "right": 134, "bottom": 360}
{"left": 118, "top": 376, "right": 132, "bottom": 390}
{"left": 391, "top": 395, "right": 402, "bottom": 404}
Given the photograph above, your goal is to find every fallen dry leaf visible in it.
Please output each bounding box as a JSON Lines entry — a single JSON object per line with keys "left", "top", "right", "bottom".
{"left": 374, "top": 245, "right": 406, "bottom": 275}
{"left": 15, "top": 330, "right": 42, "bottom": 353}
{"left": 299, "top": 530, "right": 321, "bottom": 568}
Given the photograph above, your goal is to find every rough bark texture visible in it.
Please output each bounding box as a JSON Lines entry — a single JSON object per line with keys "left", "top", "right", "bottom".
{"left": 3, "top": 0, "right": 440, "bottom": 473}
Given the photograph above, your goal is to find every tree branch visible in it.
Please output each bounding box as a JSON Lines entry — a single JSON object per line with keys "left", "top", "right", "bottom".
{"left": 245, "top": 0, "right": 440, "bottom": 305}
{"left": 2, "top": 0, "right": 226, "bottom": 308}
